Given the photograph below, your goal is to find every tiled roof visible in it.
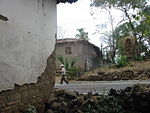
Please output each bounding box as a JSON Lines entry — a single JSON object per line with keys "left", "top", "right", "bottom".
{"left": 57, "top": 38, "right": 79, "bottom": 43}
{"left": 57, "top": 0, "right": 78, "bottom": 4}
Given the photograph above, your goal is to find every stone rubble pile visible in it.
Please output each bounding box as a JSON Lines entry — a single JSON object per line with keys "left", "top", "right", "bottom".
{"left": 45, "top": 89, "right": 103, "bottom": 113}
{"left": 44, "top": 84, "right": 150, "bottom": 113}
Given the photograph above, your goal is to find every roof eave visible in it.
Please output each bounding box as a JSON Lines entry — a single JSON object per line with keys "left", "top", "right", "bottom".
{"left": 57, "top": 0, "right": 78, "bottom": 4}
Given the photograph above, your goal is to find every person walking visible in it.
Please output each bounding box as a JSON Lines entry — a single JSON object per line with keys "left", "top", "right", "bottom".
{"left": 60, "top": 64, "right": 69, "bottom": 84}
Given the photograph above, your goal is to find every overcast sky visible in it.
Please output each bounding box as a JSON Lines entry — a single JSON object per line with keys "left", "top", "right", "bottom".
{"left": 57, "top": 0, "right": 123, "bottom": 47}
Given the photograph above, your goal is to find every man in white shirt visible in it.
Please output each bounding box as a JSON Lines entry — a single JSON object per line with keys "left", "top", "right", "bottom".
{"left": 60, "top": 64, "right": 69, "bottom": 84}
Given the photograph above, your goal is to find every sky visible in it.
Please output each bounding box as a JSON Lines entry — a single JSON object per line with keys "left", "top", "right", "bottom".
{"left": 57, "top": 0, "right": 123, "bottom": 47}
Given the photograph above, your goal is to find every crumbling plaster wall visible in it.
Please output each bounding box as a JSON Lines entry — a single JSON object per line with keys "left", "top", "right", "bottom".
{"left": 0, "top": 51, "right": 56, "bottom": 113}
{"left": 0, "top": 0, "right": 57, "bottom": 112}
{"left": 0, "top": 0, "right": 56, "bottom": 91}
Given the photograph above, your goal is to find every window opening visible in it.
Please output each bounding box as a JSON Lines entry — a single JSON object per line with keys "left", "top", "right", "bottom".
{"left": 65, "top": 47, "right": 72, "bottom": 55}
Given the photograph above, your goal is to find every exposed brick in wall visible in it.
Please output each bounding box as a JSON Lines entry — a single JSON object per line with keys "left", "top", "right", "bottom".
{"left": 0, "top": 51, "right": 56, "bottom": 113}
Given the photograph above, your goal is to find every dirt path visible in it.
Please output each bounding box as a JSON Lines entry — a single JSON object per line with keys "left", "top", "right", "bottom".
{"left": 55, "top": 76, "right": 76, "bottom": 84}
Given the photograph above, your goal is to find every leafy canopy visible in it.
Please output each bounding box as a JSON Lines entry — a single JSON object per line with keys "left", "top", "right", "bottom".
{"left": 75, "top": 28, "right": 89, "bottom": 40}
{"left": 93, "top": 0, "right": 147, "bottom": 9}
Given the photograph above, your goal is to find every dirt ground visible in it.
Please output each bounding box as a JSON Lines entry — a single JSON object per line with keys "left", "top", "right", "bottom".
{"left": 55, "top": 76, "right": 61, "bottom": 83}
{"left": 89, "top": 59, "right": 150, "bottom": 73}
{"left": 78, "top": 59, "right": 150, "bottom": 81}
{"left": 55, "top": 76, "right": 76, "bottom": 83}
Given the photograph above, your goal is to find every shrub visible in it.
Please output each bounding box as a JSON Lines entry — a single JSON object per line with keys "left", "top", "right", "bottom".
{"left": 57, "top": 56, "right": 78, "bottom": 70}
{"left": 115, "top": 55, "right": 128, "bottom": 67}
{"left": 24, "top": 105, "right": 36, "bottom": 113}
{"left": 67, "top": 67, "right": 78, "bottom": 77}
{"left": 134, "top": 55, "right": 144, "bottom": 61}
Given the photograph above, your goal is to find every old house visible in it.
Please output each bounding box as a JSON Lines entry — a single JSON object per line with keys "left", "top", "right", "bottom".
{"left": 56, "top": 38, "right": 103, "bottom": 71}
{"left": 0, "top": 0, "right": 78, "bottom": 113}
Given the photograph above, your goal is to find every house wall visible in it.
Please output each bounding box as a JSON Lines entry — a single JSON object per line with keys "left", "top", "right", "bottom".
{"left": 81, "top": 41, "right": 102, "bottom": 70}
{"left": 56, "top": 40, "right": 102, "bottom": 70}
{"left": 56, "top": 41, "right": 83, "bottom": 68}
{"left": 0, "top": 0, "right": 56, "bottom": 112}
{"left": 0, "top": 0, "right": 56, "bottom": 91}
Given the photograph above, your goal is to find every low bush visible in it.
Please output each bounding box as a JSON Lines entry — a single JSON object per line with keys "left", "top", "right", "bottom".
{"left": 115, "top": 55, "right": 128, "bottom": 67}
{"left": 134, "top": 55, "right": 144, "bottom": 61}
{"left": 67, "top": 67, "right": 78, "bottom": 77}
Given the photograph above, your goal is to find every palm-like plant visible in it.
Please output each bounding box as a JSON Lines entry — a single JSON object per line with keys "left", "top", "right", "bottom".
{"left": 57, "top": 56, "right": 78, "bottom": 70}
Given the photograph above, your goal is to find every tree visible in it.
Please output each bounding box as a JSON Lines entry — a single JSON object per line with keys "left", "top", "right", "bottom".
{"left": 135, "top": 5, "right": 150, "bottom": 57}
{"left": 57, "top": 26, "right": 66, "bottom": 39}
{"left": 92, "top": 0, "right": 147, "bottom": 36}
{"left": 92, "top": 0, "right": 149, "bottom": 58}
{"left": 91, "top": 7, "right": 121, "bottom": 62}
{"left": 75, "top": 28, "right": 89, "bottom": 40}
{"left": 114, "top": 5, "right": 150, "bottom": 56}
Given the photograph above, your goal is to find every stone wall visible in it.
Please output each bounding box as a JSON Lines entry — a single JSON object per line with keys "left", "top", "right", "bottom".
{"left": 0, "top": 51, "right": 56, "bottom": 113}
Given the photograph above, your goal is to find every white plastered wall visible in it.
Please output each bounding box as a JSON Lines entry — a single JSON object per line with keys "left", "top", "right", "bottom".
{"left": 0, "top": 0, "right": 56, "bottom": 91}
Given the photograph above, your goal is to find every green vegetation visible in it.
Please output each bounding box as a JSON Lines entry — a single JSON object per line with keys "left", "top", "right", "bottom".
{"left": 134, "top": 55, "right": 144, "bottom": 61}
{"left": 57, "top": 56, "right": 78, "bottom": 70}
{"left": 25, "top": 105, "right": 36, "bottom": 113}
{"left": 115, "top": 55, "right": 128, "bottom": 67}
{"left": 75, "top": 28, "right": 89, "bottom": 40}
{"left": 67, "top": 67, "right": 78, "bottom": 76}
{"left": 91, "top": 0, "right": 150, "bottom": 63}
{"left": 57, "top": 56, "right": 79, "bottom": 77}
